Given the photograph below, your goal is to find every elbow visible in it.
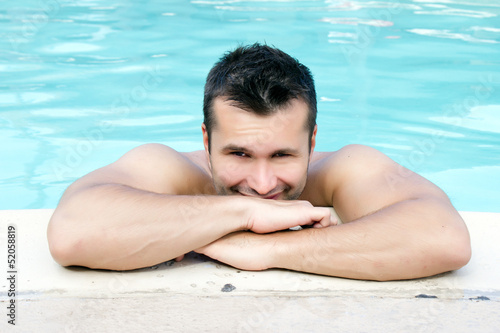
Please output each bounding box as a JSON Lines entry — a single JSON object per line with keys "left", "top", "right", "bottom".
{"left": 374, "top": 223, "right": 471, "bottom": 282}
{"left": 429, "top": 216, "right": 472, "bottom": 276}
{"left": 47, "top": 209, "right": 137, "bottom": 271}
{"left": 47, "top": 209, "right": 84, "bottom": 267}
{"left": 47, "top": 236, "right": 73, "bottom": 267}
{"left": 428, "top": 206, "right": 472, "bottom": 275}
{"left": 442, "top": 228, "right": 472, "bottom": 272}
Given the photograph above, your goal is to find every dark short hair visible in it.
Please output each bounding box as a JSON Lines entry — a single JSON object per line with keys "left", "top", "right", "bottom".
{"left": 203, "top": 43, "right": 317, "bottom": 150}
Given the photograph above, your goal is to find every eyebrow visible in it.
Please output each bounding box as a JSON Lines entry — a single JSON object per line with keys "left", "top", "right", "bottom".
{"left": 221, "top": 144, "right": 301, "bottom": 156}
{"left": 221, "top": 145, "right": 250, "bottom": 153}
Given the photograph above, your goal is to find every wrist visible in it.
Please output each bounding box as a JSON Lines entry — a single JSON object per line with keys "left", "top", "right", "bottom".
{"left": 224, "top": 195, "right": 255, "bottom": 232}
{"left": 249, "top": 231, "right": 283, "bottom": 270}
{"left": 263, "top": 231, "right": 290, "bottom": 270}
{"left": 267, "top": 229, "right": 311, "bottom": 271}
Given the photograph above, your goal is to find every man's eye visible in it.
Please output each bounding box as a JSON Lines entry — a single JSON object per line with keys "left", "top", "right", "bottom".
{"left": 232, "top": 152, "right": 247, "bottom": 157}
{"left": 273, "top": 153, "right": 290, "bottom": 158}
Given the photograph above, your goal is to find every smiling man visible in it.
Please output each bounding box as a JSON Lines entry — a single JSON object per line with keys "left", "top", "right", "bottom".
{"left": 48, "top": 43, "right": 471, "bottom": 281}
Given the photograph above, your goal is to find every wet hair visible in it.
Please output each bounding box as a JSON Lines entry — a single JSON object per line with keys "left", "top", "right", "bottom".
{"left": 203, "top": 43, "right": 317, "bottom": 150}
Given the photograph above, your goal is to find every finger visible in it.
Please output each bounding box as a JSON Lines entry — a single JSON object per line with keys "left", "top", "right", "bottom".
{"left": 315, "top": 208, "right": 334, "bottom": 227}
{"left": 313, "top": 217, "right": 332, "bottom": 228}
{"left": 175, "top": 254, "right": 185, "bottom": 262}
{"left": 313, "top": 217, "right": 336, "bottom": 229}
{"left": 328, "top": 207, "right": 341, "bottom": 225}
{"left": 310, "top": 217, "right": 328, "bottom": 229}
{"left": 313, "top": 207, "right": 339, "bottom": 227}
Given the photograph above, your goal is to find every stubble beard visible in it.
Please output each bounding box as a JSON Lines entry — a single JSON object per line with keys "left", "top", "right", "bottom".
{"left": 210, "top": 172, "right": 307, "bottom": 200}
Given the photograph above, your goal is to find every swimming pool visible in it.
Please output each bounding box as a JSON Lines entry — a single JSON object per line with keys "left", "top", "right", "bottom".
{"left": 1, "top": 0, "right": 499, "bottom": 212}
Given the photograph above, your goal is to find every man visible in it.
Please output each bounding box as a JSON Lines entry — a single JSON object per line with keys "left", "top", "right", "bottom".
{"left": 48, "top": 43, "right": 471, "bottom": 281}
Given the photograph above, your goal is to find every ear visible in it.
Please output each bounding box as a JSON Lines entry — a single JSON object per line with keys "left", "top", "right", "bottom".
{"left": 202, "top": 123, "right": 209, "bottom": 153}
{"left": 201, "top": 123, "right": 211, "bottom": 169}
{"left": 309, "top": 125, "right": 317, "bottom": 157}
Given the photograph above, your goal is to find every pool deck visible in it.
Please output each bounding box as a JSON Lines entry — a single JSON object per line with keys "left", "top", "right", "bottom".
{"left": 0, "top": 209, "right": 499, "bottom": 332}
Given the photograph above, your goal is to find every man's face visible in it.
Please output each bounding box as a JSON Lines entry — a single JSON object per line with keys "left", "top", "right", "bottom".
{"left": 202, "top": 97, "right": 316, "bottom": 200}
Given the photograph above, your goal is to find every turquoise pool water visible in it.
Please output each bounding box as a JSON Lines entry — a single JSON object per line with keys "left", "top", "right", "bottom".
{"left": 1, "top": 0, "right": 499, "bottom": 212}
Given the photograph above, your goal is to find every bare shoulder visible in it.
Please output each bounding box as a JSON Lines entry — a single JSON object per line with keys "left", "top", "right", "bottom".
{"left": 305, "top": 145, "right": 427, "bottom": 205}
{"left": 117, "top": 144, "right": 208, "bottom": 175}
{"left": 304, "top": 146, "right": 367, "bottom": 204}
{"left": 67, "top": 144, "right": 214, "bottom": 197}
{"left": 310, "top": 144, "right": 398, "bottom": 176}
{"left": 181, "top": 149, "right": 211, "bottom": 175}
{"left": 323, "top": 144, "right": 440, "bottom": 191}
{"left": 305, "top": 144, "right": 448, "bottom": 220}
{"left": 117, "top": 144, "right": 214, "bottom": 195}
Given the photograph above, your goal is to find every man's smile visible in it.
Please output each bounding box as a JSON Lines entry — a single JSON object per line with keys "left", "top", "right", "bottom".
{"left": 236, "top": 190, "right": 283, "bottom": 200}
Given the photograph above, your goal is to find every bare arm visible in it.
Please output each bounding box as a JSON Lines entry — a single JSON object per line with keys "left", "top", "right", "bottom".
{"left": 197, "top": 145, "right": 471, "bottom": 281}
{"left": 47, "top": 144, "right": 334, "bottom": 270}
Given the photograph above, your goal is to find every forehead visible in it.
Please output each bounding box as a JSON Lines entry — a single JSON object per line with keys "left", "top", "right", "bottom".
{"left": 210, "top": 97, "right": 310, "bottom": 152}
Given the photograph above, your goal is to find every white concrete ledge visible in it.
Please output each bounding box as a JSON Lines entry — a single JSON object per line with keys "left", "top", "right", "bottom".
{"left": 0, "top": 209, "right": 499, "bottom": 332}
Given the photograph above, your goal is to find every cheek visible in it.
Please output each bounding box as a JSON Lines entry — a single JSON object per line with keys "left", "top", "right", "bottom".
{"left": 212, "top": 158, "right": 248, "bottom": 185}
{"left": 276, "top": 163, "right": 308, "bottom": 185}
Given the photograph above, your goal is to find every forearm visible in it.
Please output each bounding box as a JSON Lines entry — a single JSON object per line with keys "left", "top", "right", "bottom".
{"left": 48, "top": 184, "right": 247, "bottom": 270}
{"left": 271, "top": 198, "right": 471, "bottom": 281}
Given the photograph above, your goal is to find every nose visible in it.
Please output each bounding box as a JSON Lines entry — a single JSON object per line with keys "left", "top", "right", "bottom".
{"left": 247, "top": 160, "right": 278, "bottom": 196}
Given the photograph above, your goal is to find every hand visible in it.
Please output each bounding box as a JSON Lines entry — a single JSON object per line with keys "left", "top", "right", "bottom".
{"left": 246, "top": 199, "right": 337, "bottom": 234}
{"left": 195, "top": 231, "right": 275, "bottom": 271}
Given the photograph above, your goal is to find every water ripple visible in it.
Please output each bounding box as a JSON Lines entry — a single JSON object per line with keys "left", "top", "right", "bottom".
{"left": 407, "top": 28, "right": 499, "bottom": 43}
{"left": 431, "top": 105, "right": 500, "bottom": 134}
{"left": 41, "top": 42, "right": 102, "bottom": 53}
{"left": 106, "top": 115, "right": 196, "bottom": 127}
{"left": 413, "top": 0, "right": 500, "bottom": 7}
{"left": 1, "top": 0, "right": 499, "bottom": 211}
{"left": 320, "top": 17, "right": 394, "bottom": 27}
{"left": 415, "top": 7, "right": 497, "bottom": 18}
